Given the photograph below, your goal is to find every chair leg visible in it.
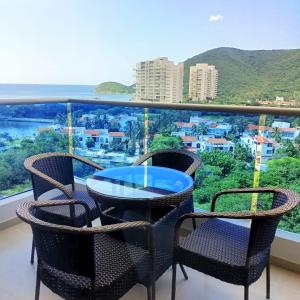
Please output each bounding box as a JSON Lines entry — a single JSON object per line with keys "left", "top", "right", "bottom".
{"left": 266, "top": 260, "right": 270, "bottom": 299}
{"left": 31, "top": 238, "right": 35, "bottom": 264}
{"left": 192, "top": 218, "right": 196, "bottom": 230}
{"left": 35, "top": 269, "right": 40, "bottom": 300}
{"left": 152, "top": 283, "right": 156, "bottom": 300}
{"left": 171, "top": 263, "right": 177, "bottom": 300}
{"left": 244, "top": 286, "right": 249, "bottom": 300}
{"left": 179, "top": 263, "right": 188, "bottom": 280}
{"left": 147, "top": 286, "right": 151, "bottom": 300}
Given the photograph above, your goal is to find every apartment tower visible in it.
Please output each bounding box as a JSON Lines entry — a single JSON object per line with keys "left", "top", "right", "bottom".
{"left": 189, "top": 63, "right": 218, "bottom": 101}
{"left": 134, "top": 57, "right": 184, "bottom": 102}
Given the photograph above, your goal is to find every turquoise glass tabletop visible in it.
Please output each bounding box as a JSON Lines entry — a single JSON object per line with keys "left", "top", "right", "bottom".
{"left": 87, "top": 166, "right": 193, "bottom": 199}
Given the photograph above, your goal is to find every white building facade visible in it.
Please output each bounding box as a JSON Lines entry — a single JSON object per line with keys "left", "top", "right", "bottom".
{"left": 134, "top": 57, "right": 184, "bottom": 103}
{"left": 189, "top": 63, "right": 218, "bottom": 101}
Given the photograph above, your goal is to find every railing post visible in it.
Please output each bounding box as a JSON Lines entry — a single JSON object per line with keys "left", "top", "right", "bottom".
{"left": 67, "top": 101, "right": 73, "bottom": 154}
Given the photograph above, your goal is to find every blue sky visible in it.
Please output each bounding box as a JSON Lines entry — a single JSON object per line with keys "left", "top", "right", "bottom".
{"left": 0, "top": 0, "right": 299, "bottom": 85}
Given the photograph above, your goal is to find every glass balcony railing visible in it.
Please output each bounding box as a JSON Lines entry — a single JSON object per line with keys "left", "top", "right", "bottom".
{"left": 0, "top": 102, "right": 68, "bottom": 198}
{"left": 0, "top": 99, "right": 299, "bottom": 234}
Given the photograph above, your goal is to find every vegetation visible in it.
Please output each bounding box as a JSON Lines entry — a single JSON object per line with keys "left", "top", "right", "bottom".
{"left": 0, "top": 131, "right": 68, "bottom": 196}
{"left": 95, "top": 81, "right": 134, "bottom": 94}
{"left": 183, "top": 47, "right": 300, "bottom": 103}
{"left": 149, "top": 134, "right": 183, "bottom": 152}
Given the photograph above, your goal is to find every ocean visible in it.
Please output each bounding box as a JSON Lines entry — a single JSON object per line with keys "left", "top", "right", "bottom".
{"left": 0, "top": 83, "right": 133, "bottom": 101}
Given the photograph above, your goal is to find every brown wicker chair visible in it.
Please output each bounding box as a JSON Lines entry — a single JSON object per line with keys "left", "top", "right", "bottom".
{"left": 16, "top": 200, "right": 156, "bottom": 300}
{"left": 133, "top": 149, "right": 201, "bottom": 179}
{"left": 24, "top": 152, "right": 104, "bottom": 264}
{"left": 171, "top": 188, "right": 299, "bottom": 300}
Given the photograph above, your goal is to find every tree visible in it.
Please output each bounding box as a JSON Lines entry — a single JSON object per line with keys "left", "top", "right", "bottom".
{"left": 259, "top": 157, "right": 300, "bottom": 233}
{"left": 86, "top": 137, "right": 95, "bottom": 149}
{"left": 200, "top": 150, "right": 237, "bottom": 176}
{"left": 234, "top": 144, "right": 253, "bottom": 163}
{"left": 149, "top": 134, "right": 183, "bottom": 152}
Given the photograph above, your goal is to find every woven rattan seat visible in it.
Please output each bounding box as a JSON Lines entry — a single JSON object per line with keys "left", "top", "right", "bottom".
{"left": 180, "top": 219, "right": 249, "bottom": 267}
{"left": 171, "top": 188, "right": 300, "bottom": 300}
{"left": 24, "top": 152, "right": 104, "bottom": 264}
{"left": 16, "top": 200, "right": 156, "bottom": 300}
{"left": 36, "top": 190, "right": 99, "bottom": 226}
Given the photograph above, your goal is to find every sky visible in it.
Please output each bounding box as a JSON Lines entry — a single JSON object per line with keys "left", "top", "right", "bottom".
{"left": 0, "top": 0, "right": 299, "bottom": 85}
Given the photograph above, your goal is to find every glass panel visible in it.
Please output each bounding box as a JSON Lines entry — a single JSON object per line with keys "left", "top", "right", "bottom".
{"left": 71, "top": 103, "right": 144, "bottom": 178}
{"left": 0, "top": 103, "right": 68, "bottom": 199}
{"left": 258, "top": 114, "right": 300, "bottom": 234}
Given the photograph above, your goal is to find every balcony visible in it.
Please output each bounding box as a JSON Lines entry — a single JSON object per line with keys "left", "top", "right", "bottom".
{"left": 1, "top": 221, "right": 300, "bottom": 300}
{"left": 0, "top": 98, "right": 300, "bottom": 299}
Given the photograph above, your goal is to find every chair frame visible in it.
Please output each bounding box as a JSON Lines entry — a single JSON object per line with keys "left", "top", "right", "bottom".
{"left": 17, "top": 200, "right": 156, "bottom": 300}
{"left": 171, "top": 187, "right": 299, "bottom": 300}
{"left": 133, "top": 148, "right": 201, "bottom": 179}
{"left": 24, "top": 152, "right": 104, "bottom": 264}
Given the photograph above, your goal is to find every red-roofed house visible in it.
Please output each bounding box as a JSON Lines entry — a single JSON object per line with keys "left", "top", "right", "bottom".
{"left": 240, "top": 135, "right": 276, "bottom": 162}
{"left": 200, "top": 138, "right": 235, "bottom": 153}
{"left": 175, "top": 122, "right": 197, "bottom": 134}
{"left": 180, "top": 136, "right": 197, "bottom": 147}
{"left": 243, "top": 124, "right": 274, "bottom": 138}
{"left": 82, "top": 129, "right": 110, "bottom": 149}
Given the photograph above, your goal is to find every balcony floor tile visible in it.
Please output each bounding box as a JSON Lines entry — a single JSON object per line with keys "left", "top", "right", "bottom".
{"left": 0, "top": 222, "right": 299, "bottom": 300}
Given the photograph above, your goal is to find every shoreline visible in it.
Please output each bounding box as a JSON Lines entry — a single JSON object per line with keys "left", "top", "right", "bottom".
{"left": 0, "top": 117, "right": 53, "bottom": 123}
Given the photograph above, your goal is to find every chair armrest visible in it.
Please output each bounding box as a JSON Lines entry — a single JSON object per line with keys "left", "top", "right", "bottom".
{"left": 132, "top": 151, "right": 154, "bottom": 166}
{"left": 174, "top": 208, "right": 273, "bottom": 246}
{"left": 16, "top": 199, "right": 92, "bottom": 227}
{"left": 211, "top": 187, "right": 278, "bottom": 212}
{"left": 71, "top": 153, "right": 104, "bottom": 170}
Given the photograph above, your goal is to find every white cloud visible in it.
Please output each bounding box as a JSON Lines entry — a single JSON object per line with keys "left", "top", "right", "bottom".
{"left": 209, "top": 14, "right": 223, "bottom": 22}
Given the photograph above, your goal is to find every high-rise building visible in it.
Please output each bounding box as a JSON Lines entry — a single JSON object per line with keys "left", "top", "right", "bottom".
{"left": 134, "top": 57, "right": 184, "bottom": 102}
{"left": 189, "top": 63, "right": 218, "bottom": 101}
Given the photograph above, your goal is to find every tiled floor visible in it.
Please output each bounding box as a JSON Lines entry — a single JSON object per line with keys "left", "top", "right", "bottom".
{"left": 0, "top": 222, "right": 299, "bottom": 300}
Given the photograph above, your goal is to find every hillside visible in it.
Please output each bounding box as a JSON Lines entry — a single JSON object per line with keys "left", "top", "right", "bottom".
{"left": 96, "top": 81, "right": 134, "bottom": 94}
{"left": 183, "top": 47, "right": 300, "bottom": 102}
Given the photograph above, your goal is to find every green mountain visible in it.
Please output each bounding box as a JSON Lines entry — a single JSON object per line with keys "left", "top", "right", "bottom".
{"left": 183, "top": 47, "right": 300, "bottom": 102}
{"left": 96, "top": 81, "right": 134, "bottom": 94}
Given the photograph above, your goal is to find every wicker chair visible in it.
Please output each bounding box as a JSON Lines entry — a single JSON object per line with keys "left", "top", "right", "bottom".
{"left": 133, "top": 149, "right": 201, "bottom": 179}
{"left": 24, "top": 152, "right": 104, "bottom": 264}
{"left": 171, "top": 188, "right": 300, "bottom": 300}
{"left": 16, "top": 200, "right": 155, "bottom": 300}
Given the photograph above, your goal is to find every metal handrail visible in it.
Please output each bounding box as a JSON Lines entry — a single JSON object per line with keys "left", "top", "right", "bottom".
{"left": 0, "top": 97, "right": 300, "bottom": 116}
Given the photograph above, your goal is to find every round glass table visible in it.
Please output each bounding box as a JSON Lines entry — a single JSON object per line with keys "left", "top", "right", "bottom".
{"left": 87, "top": 165, "right": 193, "bottom": 210}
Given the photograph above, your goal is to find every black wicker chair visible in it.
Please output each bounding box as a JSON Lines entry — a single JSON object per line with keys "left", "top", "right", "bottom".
{"left": 24, "top": 152, "right": 104, "bottom": 264}
{"left": 133, "top": 149, "right": 200, "bottom": 179}
{"left": 171, "top": 188, "right": 300, "bottom": 300}
{"left": 16, "top": 200, "right": 155, "bottom": 300}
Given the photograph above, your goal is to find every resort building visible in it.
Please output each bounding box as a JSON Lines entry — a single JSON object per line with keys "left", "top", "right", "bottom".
{"left": 175, "top": 122, "right": 198, "bottom": 135}
{"left": 188, "top": 63, "right": 218, "bottom": 101}
{"left": 278, "top": 128, "right": 300, "bottom": 141}
{"left": 272, "top": 121, "right": 290, "bottom": 129}
{"left": 242, "top": 124, "right": 274, "bottom": 138}
{"left": 206, "top": 123, "right": 232, "bottom": 138}
{"left": 134, "top": 57, "right": 184, "bottom": 102}
{"left": 240, "top": 135, "right": 277, "bottom": 162}
{"left": 200, "top": 138, "right": 235, "bottom": 153}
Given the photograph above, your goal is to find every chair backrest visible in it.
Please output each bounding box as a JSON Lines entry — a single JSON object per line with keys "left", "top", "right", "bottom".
{"left": 248, "top": 190, "right": 296, "bottom": 258}
{"left": 151, "top": 149, "right": 200, "bottom": 179}
{"left": 17, "top": 202, "right": 95, "bottom": 278}
{"left": 24, "top": 153, "right": 74, "bottom": 199}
